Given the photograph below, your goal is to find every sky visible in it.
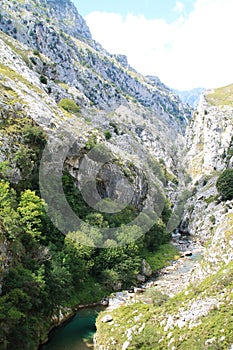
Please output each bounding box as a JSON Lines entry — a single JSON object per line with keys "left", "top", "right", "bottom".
{"left": 74, "top": 0, "right": 233, "bottom": 90}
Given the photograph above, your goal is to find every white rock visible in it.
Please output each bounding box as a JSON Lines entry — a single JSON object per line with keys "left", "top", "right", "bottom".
{"left": 101, "top": 315, "right": 113, "bottom": 323}
{"left": 122, "top": 340, "right": 131, "bottom": 350}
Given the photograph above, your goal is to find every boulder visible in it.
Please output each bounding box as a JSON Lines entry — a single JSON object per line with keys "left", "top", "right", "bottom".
{"left": 100, "top": 298, "right": 109, "bottom": 306}
{"left": 137, "top": 274, "right": 146, "bottom": 283}
{"left": 101, "top": 315, "right": 113, "bottom": 323}
{"left": 122, "top": 340, "right": 131, "bottom": 350}
{"left": 181, "top": 251, "right": 193, "bottom": 257}
{"left": 134, "top": 287, "right": 146, "bottom": 293}
{"left": 142, "top": 259, "right": 152, "bottom": 277}
{"left": 128, "top": 286, "right": 135, "bottom": 293}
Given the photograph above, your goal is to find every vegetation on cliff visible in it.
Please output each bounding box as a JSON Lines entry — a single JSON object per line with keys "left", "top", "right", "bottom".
{"left": 216, "top": 168, "right": 233, "bottom": 201}
{"left": 96, "top": 259, "right": 233, "bottom": 349}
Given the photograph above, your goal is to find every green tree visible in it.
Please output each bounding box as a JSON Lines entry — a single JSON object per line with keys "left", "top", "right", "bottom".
{"left": 0, "top": 180, "right": 19, "bottom": 240}
{"left": 45, "top": 259, "right": 74, "bottom": 315}
{"left": 216, "top": 168, "right": 233, "bottom": 200}
{"left": 64, "top": 231, "right": 94, "bottom": 286}
{"left": 17, "top": 190, "right": 46, "bottom": 240}
{"left": 1, "top": 265, "right": 47, "bottom": 350}
{"left": 144, "top": 218, "right": 168, "bottom": 251}
{"left": 14, "top": 144, "right": 35, "bottom": 176}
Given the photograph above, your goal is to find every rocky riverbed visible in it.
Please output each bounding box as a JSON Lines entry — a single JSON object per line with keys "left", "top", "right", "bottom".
{"left": 103, "top": 235, "right": 204, "bottom": 311}
{"left": 149, "top": 235, "right": 204, "bottom": 297}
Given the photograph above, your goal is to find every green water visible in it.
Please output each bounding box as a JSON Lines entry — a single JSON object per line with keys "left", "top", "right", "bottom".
{"left": 41, "top": 307, "right": 104, "bottom": 350}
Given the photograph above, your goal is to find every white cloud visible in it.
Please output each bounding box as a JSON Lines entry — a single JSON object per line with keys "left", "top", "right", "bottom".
{"left": 85, "top": 0, "right": 233, "bottom": 90}
{"left": 173, "top": 1, "right": 185, "bottom": 13}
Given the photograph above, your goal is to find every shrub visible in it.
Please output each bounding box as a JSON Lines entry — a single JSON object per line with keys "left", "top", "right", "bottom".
{"left": 29, "top": 56, "right": 37, "bottom": 65}
{"left": 33, "top": 49, "right": 39, "bottom": 56}
{"left": 210, "top": 215, "right": 216, "bottom": 224}
{"left": 58, "top": 98, "right": 80, "bottom": 114}
{"left": 104, "top": 130, "right": 112, "bottom": 140}
{"left": 109, "top": 121, "right": 119, "bottom": 135}
{"left": 144, "top": 288, "right": 169, "bottom": 306}
{"left": 216, "top": 168, "right": 233, "bottom": 200}
{"left": 39, "top": 75, "right": 47, "bottom": 84}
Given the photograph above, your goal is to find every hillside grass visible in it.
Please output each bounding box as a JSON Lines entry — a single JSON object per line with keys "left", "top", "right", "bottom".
{"left": 206, "top": 84, "right": 233, "bottom": 106}
{"left": 142, "top": 243, "right": 180, "bottom": 271}
{"left": 96, "top": 260, "right": 233, "bottom": 350}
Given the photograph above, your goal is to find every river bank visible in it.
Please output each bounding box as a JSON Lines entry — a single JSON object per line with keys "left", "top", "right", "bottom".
{"left": 40, "top": 235, "right": 203, "bottom": 349}
{"left": 149, "top": 235, "right": 204, "bottom": 296}
{"left": 40, "top": 306, "right": 105, "bottom": 350}
{"left": 103, "top": 235, "right": 203, "bottom": 311}
{"left": 94, "top": 235, "right": 205, "bottom": 350}
{"left": 39, "top": 302, "right": 107, "bottom": 348}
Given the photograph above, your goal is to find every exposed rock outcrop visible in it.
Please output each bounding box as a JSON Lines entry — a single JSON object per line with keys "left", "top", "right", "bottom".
{"left": 94, "top": 85, "right": 233, "bottom": 350}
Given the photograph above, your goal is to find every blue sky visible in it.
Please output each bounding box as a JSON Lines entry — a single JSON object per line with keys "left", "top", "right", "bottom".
{"left": 74, "top": 0, "right": 194, "bottom": 22}
{"left": 73, "top": 0, "right": 233, "bottom": 90}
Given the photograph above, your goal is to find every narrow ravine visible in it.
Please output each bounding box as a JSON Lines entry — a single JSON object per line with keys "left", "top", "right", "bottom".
{"left": 40, "top": 235, "right": 203, "bottom": 349}
{"left": 104, "top": 235, "right": 203, "bottom": 311}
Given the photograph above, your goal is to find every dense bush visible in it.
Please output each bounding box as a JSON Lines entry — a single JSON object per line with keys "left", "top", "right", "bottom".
{"left": 39, "top": 75, "right": 47, "bottom": 84}
{"left": 0, "top": 169, "right": 171, "bottom": 348}
{"left": 104, "top": 130, "right": 112, "bottom": 140}
{"left": 216, "top": 168, "right": 233, "bottom": 200}
{"left": 33, "top": 49, "right": 40, "bottom": 56}
{"left": 58, "top": 98, "right": 80, "bottom": 114}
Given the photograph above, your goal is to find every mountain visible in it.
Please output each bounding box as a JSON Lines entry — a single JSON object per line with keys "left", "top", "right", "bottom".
{"left": 0, "top": 0, "right": 190, "bottom": 122}
{"left": 95, "top": 86, "right": 233, "bottom": 350}
{"left": 0, "top": 0, "right": 191, "bottom": 171}
{"left": 174, "top": 87, "right": 205, "bottom": 108}
{"left": 0, "top": 0, "right": 232, "bottom": 349}
{"left": 0, "top": 0, "right": 192, "bottom": 348}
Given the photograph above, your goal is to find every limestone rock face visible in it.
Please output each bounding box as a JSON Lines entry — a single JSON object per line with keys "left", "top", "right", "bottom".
{"left": 174, "top": 87, "right": 204, "bottom": 108}
{"left": 0, "top": 0, "right": 191, "bottom": 124}
{"left": 181, "top": 86, "right": 233, "bottom": 282}
{"left": 0, "top": 0, "right": 193, "bottom": 216}
{"left": 185, "top": 91, "right": 233, "bottom": 181}
{"left": 45, "top": 0, "right": 92, "bottom": 41}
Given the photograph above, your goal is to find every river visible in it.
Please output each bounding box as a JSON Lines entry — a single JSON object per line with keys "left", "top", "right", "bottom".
{"left": 41, "top": 236, "right": 203, "bottom": 349}
{"left": 41, "top": 306, "right": 104, "bottom": 350}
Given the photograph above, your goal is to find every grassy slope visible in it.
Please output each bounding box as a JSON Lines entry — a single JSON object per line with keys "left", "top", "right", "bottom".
{"left": 96, "top": 260, "right": 233, "bottom": 350}
{"left": 206, "top": 84, "right": 233, "bottom": 106}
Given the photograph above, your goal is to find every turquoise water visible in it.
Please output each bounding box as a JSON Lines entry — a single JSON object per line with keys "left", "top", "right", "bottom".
{"left": 41, "top": 307, "right": 104, "bottom": 350}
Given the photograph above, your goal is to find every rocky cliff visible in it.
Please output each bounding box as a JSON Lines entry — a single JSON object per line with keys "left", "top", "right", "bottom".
{"left": 174, "top": 87, "right": 204, "bottom": 108}
{"left": 94, "top": 87, "right": 233, "bottom": 349}
{"left": 0, "top": 0, "right": 190, "bottom": 329}
{"left": 182, "top": 86, "right": 233, "bottom": 276}
{"left": 0, "top": 0, "right": 192, "bottom": 188}
{"left": 0, "top": 0, "right": 193, "bottom": 238}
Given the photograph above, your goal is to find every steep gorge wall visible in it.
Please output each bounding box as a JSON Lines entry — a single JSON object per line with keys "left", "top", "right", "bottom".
{"left": 182, "top": 87, "right": 233, "bottom": 279}
{"left": 94, "top": 87, "right": 233, "bottom": 350}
